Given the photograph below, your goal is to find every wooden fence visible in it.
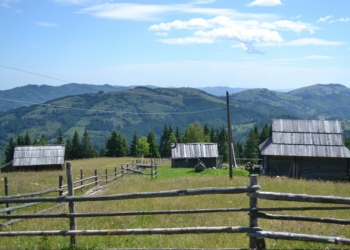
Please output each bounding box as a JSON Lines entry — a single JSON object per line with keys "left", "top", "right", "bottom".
{"left": 1, "top": 163, "right": 350, "bottom": 249}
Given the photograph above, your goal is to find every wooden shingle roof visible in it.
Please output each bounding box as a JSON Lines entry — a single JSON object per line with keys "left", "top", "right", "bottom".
{"left": 259, "top": 119, "right": 350, "bottom": 158}
{"left": 171, "top": 143, "right": 218, "bottom": 159}
{"left": 13, "top": 145, "right": 65, "bottom": 166}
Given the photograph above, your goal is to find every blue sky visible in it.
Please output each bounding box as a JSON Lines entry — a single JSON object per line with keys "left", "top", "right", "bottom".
{"left": 1, "top": 0, "right": 349, "bottom": 90}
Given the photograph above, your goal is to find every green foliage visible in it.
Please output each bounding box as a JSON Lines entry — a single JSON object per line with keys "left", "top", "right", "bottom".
{"left": 4, "top": 136, "right": 15, "bottom": 163}
{"left": 136, "top": 137, "right": 149, "bottom": 158}
{"left": 56, "top": 129, "right": 64, "bottom": 144}
{"left": 183, "top": 121, "right": 205, "bottom": 143}
{"left": 105, "top": 130, "right": 126, "bottom": 157}
{"left": 129, "top": 131, "right": 138, "bottom": 157}
{"left": 147, "top": 130, "right": 160, "bottom": 158}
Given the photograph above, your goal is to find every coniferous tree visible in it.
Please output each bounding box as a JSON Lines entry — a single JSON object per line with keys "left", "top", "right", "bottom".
{"left": 217, "top": 126, "right": 228, "bottom": 162}
{"left": 16, "top": 134, "right": 24, "bottom": 146}
{"left": 243, "top": 125, "right": 260, "bottom": 161}
{"left": 105, "top": 130, "right": 123, "bottom": 157}
{"left": 122, "top": 137, "right": 129, "bottom": 156}
{"left": 4, "top": 137, "right": 15, "bottom": 163}
{"left": 81, "top": 128, "right": 94, "bottom": 158}
{"left": 56, "top": 129, "right": 64, "bottom": 144}
{"left": 65, "top": 138, "right": 72, "bottom": 160}
{"left": 166, "top": 132, "right": 177, "bottom": 157}
{"left": 175, "top": 126, "right": 182, "bottom": 143}
{"left": 24, "top": 131, "right": 31, "bottom": 145}
{"left": 71, "top": 131, "right": 81, "bottom": 159}
{"left": 159, "top": 124, "right": 169, "bottom": 157}
{"left": 147, "top": 130, "right": 160, "bottom": 158}
{"left": 259, "top": 123, "right": 271, "bottom": 144}
{"left": 130, "top": 131, "right": 138, "bottom": 157}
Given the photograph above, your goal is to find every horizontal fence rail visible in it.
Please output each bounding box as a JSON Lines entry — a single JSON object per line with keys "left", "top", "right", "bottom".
{"left": 1, "top": 160, "right": 350, "bottom": 249}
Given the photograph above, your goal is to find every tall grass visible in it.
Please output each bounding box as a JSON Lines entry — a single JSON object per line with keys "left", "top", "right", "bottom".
{"left": 1, "top": 158, "right": 350, "bottom": 249}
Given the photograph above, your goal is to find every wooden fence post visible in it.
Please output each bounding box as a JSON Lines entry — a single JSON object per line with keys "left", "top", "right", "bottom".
{"left": 66, "top": 162, "right": 77, "bottom": 246}
{"left": 4, "top": 177, "right": 10, "bottom": 215}
{"left": 151, "top": 165, "right": 153, "bottom": 180}
{"left": 115, "top": 167, "right": 117, "bottom": 180}
{"left": 59, "top": 175, "right": 63, "bottom": 196}
{"left": 105, "top": 169, "right": 108, "bottom": 183}
{"left": 95, "top": 170, "right": 98, "bottom": 186}
{"left": 80, "top": 169, "right": 83, "bottom": 187}
{"left": 121, "top": 165, "right": 124, "bottom": 177}
{"left": 249, "top": 174, "right": 265, "bottom": 249}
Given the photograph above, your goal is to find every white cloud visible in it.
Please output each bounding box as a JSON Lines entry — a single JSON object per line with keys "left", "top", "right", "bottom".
{"left": 338, "top": 18, "right": 350, "bottom": 22}
{"left": 248, "top": 0, "right": 281, "bottom": 7}
{"left": 260, "top": 20, "right": 317, "bottom": 33}
{"left": 77, "top": 2, "right": 278, "bottom": 21}
{"left": 316, "top": 15, "right": 333, "bottom": 23}
{"left": 284, "top": 38, "right": 346, "bottom": 46}
{"left": 155, "top": 32, "right": 168, "bottom": 37}
{"left": 36, "top": 22, "right": 59, "bottom": 27}
{"left": 0, "top": 0, "right": 18, "bottom": 8}
{"left": 303, "top": 55, "right": 333, "bottom": 59}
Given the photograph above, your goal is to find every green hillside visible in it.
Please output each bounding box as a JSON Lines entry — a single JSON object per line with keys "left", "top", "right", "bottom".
{"left": 1, "top": 84, "right": 350, "bottom": 163}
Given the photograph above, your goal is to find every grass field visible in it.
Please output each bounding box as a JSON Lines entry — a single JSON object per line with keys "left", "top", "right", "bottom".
{"left": 1, "top": 157, "right": 350, "bottom": 249}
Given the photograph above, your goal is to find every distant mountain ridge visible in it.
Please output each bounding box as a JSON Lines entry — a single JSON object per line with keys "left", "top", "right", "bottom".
{"left": 0, "top": 83, "right": 132, "bottom": 112}
{"left": 1, "top": 83, "right": 350, "bottom": 163}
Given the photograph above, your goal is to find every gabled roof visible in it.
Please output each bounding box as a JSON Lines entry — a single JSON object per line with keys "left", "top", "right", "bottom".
{"left": 171, "top": 143, "right": 218, "bottom": 159}
{"left": 259, "top": 119, "right": 350, "bottom": 158}
{"left": 13, "top": 145, "right": 65, "bottom": 166}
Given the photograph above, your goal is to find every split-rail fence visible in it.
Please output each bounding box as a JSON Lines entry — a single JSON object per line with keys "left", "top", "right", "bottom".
{"left": 1, "top": 162, "right": 350, "bottom": 249}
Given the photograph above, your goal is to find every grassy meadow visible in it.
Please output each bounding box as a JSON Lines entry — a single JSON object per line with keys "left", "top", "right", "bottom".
{"left": 1, "top": 157, "right": 350, "bottom": 249}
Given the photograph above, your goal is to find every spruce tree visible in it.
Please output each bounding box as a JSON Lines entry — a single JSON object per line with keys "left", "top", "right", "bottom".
{"left": 71, "top": 131, "right": 81, "bottom": 159}
{"left": 56, "top": 129, "right": 64, "bottom": 144}
{"left": 4, "top": 137, "right": 15, "bottom": 163}
{"left": 24, "top": 131, "right": 31, "bottom": 145}
{"left": 130, "top": 131, "right": 138, "bottom": 157}
{"left": 159, "top": 124, "right": 169, "bottom": 157}
{"left": 175, "top": 126, "right": 182, "bottom": 143}
{"left": 147, "top": 130, "right": 160, "bottom": 158}
{"left": 65, "top": 138, "right": 72, "bottom": 160}
{"left": 81, "top": 127, "right": 94, "bottom": 158}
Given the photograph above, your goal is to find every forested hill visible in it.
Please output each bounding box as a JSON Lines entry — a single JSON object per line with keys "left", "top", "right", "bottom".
{"left": 1, "top": 83, "right": 350, "bottom": 163}
{"left": 0, "top": 83, "right": 131, "bottom": 112}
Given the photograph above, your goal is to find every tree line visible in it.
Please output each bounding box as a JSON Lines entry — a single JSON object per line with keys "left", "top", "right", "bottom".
{"left": 3, "top": 121, "right": 273, "bottom": 163}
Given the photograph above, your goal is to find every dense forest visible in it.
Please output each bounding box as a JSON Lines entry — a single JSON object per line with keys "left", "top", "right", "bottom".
{"left": 3, "top": 121, "right": 275, "bottom": 164}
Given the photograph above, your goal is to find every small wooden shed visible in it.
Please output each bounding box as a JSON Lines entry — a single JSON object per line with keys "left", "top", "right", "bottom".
{"left": 1, "top": 145, "right": 65, "bottom": 172}
{"left": 259, "top": 119, "right": 350, "bottom": 181}
{"left": 171, "top": 143, "right": 218, "bottom": 168}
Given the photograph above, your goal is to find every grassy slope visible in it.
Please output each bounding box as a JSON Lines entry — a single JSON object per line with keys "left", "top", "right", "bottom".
{"left": 1, "top": 158, "right": 350, "bottom": 249}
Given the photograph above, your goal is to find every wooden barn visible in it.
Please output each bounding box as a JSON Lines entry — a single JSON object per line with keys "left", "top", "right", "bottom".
{"left": 259, "top": 119, "right": 350, "bottom": 181}
{"left": 171, "top": 143, "right": 218, "bottom": 168}
{"left": 0, "top": 145, "right": 65, "bottom": 172}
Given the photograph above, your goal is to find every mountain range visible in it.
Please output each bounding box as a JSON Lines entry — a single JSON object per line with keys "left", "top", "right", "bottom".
{"left": 1, "top": 83, "right": 350, "bottom": 163}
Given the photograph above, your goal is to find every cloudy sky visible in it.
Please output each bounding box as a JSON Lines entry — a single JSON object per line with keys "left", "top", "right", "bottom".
{"left": 1, "top": 0, "right": 349, "bottom": 90}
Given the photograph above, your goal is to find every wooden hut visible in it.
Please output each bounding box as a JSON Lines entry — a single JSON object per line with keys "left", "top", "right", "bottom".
{"left": 259, "top": 119, "right": 350, "bottom": 181}
{"left": 1, "top": 145, "right": 65, "bottom": 172}
{"left": 171, "top": 143, "right": 218, "bottom": 168}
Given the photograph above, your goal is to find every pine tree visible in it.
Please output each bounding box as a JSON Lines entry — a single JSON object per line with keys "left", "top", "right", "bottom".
{"left": 122, "top": 137, "right": 129, "bottom": 156}
{"left": 259, "top": 123, "right": 271, "bottom": 144}
{"left": 175, "top": 126, "right": 182, "bottom": 143}
{"left": 243, "top": 125, "right": 260, "bottom": 161}
{"left": 71, "top": 131, "right": 81, "bottom": 159}
{"left": 4, "top": 137, "right": 15, "bottom": 163}
{"left": 166, "top": 132, "right": 177, "bottom": 157}
{"left": 65, "top": 138, "right": 72, "bottom": 160}
{"left": 147, "top": 130, "right": 160, "bottom": 158}
{"left": 56, "top": 129, "right": 64, "bottom": 144}
{"left": 81, "top": 127, "right": 94, "bottom": 158}
{"left": 129, "top": 131, "right": 138, "bottom": 157}
{"left": 24, "top": 131, "right": 31, "bottom": 145}
{"left": 16, "top": 134, "right": 24, "bottom": 145}
{"left": 217, "top": 126, "right": 228, "bottom": 162}
{"left": 159, "top": 124, "right": 169, "bottom": 157}
{"left": 105, "top": 130, "right": 123, "bottom": 157}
